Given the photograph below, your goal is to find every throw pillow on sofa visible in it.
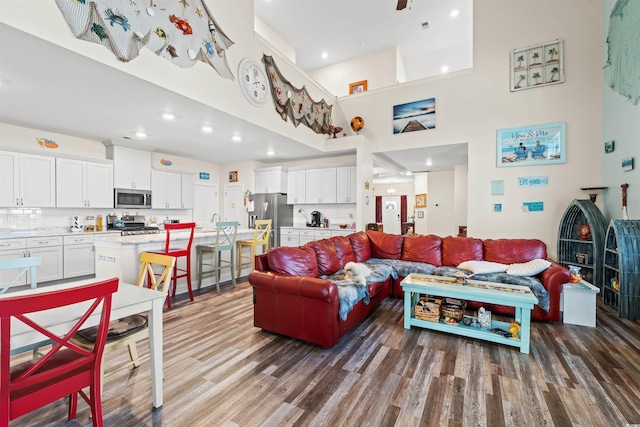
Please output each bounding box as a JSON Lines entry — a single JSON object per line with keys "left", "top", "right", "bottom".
{"left": 267, "top": 246, "right": 319, "bottom": 277}
{"left": 401, "top": 234, "right": 443, "bottom": 266}
{"left": 457, "top": 260, "right": 508, "bottom": 274}
{"left": 366, "top": 230, "right": 403, "bottom": 259}
{"left": 307, "top": 239, "right": 341, "bottom": 276}
{"left": 505, "top": 259, "right": 551, "bottom": 276}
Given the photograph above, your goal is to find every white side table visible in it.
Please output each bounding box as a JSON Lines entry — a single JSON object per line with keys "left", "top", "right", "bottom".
{"left": 561, "top": 280, "right": 600, "bottom": 327}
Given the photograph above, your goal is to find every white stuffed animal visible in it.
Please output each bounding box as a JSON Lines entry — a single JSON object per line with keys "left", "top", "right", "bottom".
{"left": 344, "top": 261, "right": 372, "bottom": 286}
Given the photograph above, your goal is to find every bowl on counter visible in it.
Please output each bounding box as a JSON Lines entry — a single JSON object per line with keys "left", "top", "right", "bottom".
{"left": 338, "top": 224, "right": 348, "bottom": 229}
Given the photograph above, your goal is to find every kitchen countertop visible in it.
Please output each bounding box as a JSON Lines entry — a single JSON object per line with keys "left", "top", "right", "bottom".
{"left": 280, "top": 226, "right": 356, "bottom": 231}
{"left": 93, "top": 228, "right": 254, "bottom": 246}
{"left": 0, "top": 229, "right": 122, "bottom": 239}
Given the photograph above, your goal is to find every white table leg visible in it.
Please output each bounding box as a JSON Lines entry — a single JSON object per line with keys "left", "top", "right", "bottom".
{"left": 148, "top": 297, "right": 163, "bottom": 408}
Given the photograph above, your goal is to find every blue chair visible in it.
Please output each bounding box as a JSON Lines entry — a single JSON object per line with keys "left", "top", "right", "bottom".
{"left": 0, "top": 257, "right": 41, "bottom": 294}
{"left": 532, "top": 144, "right": 547, "bottom": 159}
{"left": 514, "top": 146, "right": 528, "bottom": 160}
{"left": 196, "top": 221, "right": 238, "bottom": 293}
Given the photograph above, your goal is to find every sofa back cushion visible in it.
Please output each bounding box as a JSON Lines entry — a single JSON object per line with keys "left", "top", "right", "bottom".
{"left": 331, "top": 236, "right": 356, "bottom": 268}
{"left": 307, "top": 239, "right": 340, "bottom": 276}
{"left": 348, "top": 231, "right": 372, "bottom": 262}
{"left": 442, "top": 236, "right": 483, "bottom": 266}
{"left": 401, "top": 234, "right": 443, "bottom": 266}
{"left": 267, "top": 246, "right": 319, "bottom": 277}
{"left": 366, "top": 230, "right": 403, "bottom": 259}
{"left": 483, "top": 239, "right": 547, "bottom": 264}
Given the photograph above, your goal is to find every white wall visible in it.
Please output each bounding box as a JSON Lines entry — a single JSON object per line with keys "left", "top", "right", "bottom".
{"left": 454, "top": 164, "right": 468, "bottom": 229}
{"left": 308, "top": 48, "right": 400, "bottom": 97}
{"left": 336, "top": 0, "right": 603, "bottom": 258}
{"left": 254, "top": 16, "right": 296, "bottom": 64}
{"left": 601, "top": 0, "right": 640, "bottom": 221}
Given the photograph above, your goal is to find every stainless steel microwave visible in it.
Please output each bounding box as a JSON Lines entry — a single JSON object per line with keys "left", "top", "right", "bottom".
{"left": 114, "top": 188, "right": 152, "bottom": 209}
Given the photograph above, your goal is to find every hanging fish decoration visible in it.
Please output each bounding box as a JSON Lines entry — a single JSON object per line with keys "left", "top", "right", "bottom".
{"left": 170, "top": 14, "right": 192, "bottom": 35}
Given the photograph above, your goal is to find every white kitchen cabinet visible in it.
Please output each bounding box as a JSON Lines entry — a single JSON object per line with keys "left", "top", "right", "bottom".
{"left": 181, "top": 173, "right": 195, "bottom": 209}
{"left": 63, "top": 235, "right": 95, "bottom": 278}
{"left": 280, "top": 228, "right": 300, "bottom": 247}
{"left": 331, "top": 229, "right": 353, "bottom": 237}
{"left": 0, "top": 239, "right": 28, "bottom": 289}
{"left": 107, "top": 145, "right": 151, "bottom": 190}
{"left": 152, "top": 170, "right": 183, "bottom": 209}
{"left": 254, "top": 166, "right": 287, "bottom": 193}
{"left": 26, "top": 236, "right": 63, "bottom": 283}
{"left": 0, "top": 151, "right": 55, "bottom": 207}
{"left": 305, "top": 168, "right": 337, "bottom": 204}
{"left": 336, "top": 166, "right": 357, "bottom": 203}
{"left": 56, "top": 158, "right": 113, "bottom": 208}
{"left": 287, "top": 170, "right": 306, "bottom": 204}
{"left": 299, "top": 229, "right": 316, "bottom": 245}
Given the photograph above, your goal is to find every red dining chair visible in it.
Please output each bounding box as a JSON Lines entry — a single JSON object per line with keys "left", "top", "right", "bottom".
{"left": 149, "top": 222, "right": 195, "bottom": 308}
{"left": 0, "top": 277, "right": 119, "bottom": 426}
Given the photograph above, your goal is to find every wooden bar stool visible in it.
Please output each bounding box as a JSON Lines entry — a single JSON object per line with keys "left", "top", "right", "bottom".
{"left": 237, "top": 219, "right": 272, "bottom": 277}
{"left": 196, "top": 221, "right": 238, "bottom": 293}
{"left": 149, "top": 222, "right": 195, "bottom": 308}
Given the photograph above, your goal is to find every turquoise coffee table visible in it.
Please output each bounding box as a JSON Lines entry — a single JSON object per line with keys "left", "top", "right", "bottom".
{"left": 401, "top": 274, "right": 538, "bottom": 354}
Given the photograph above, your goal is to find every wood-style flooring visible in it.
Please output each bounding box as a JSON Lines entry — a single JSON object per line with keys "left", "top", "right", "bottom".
{"left": 11, "top": 280, "right": 640, "bottom": 426}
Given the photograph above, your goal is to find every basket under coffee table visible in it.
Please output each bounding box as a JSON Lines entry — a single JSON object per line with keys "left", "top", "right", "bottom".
{"left": 400, "top": 273, "right": 538, "bottom": 354}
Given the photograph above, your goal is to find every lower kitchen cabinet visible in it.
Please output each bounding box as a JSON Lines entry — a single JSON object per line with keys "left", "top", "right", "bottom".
{"left": 63, "top": 235, "right": 95, "bottom": 278}
{"left": 0, "top": 239, "right": 28, "bottom": 289}
{"left": 280, "top": 228, "right": 300, "bottom": 247}
{"left": 26, "top": 236, "right": 64, "bottom": 283}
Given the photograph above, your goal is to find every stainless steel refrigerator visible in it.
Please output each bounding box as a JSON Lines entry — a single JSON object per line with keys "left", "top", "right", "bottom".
{"left": 248, "top": 193, "right": 293, "bottom": 247}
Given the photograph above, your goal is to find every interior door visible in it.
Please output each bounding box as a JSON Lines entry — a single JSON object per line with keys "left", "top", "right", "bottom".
{"left": 382, "top": 195, "right": 401, "bottom": 234}
{"left": 224, "top": 183, "right": 244, "bottom": 226}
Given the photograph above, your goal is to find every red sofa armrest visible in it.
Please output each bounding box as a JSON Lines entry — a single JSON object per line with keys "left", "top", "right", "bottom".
{"left": 248, "top": 270, "right": 338, "bottom": 302}
{"left": 535, "top": 260, "right": 571, "bottom": 321}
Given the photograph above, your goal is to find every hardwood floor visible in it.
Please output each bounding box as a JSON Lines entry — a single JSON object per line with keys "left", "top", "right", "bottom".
{"left": 12, "top": 280, "right": 640, "bottom": 426}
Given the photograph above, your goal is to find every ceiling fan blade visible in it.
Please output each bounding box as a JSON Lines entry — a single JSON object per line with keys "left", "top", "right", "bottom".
{"left": 397, "top": 0, "right": 408, "bottom": 11}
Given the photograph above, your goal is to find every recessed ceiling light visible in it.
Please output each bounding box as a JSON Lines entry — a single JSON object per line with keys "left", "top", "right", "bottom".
{"left": 232, "top": 135, "right": 242, "bottom": 142}
{"left": 267, "top": 149, "right": 275, "bottom": 156}
{"left": 405, "top": 171, "right": 412, "bottom": 176}
{"left": 321, "top": 52, "right": 328, "bottom": 59}
{"left": 450, "top": 9, "right": 460, "bottom": 18}
{"left": 135, "top": 131, "right": 147, "bottom": 138}
{"left": 162, "top": 113, "right": 175, "bottom": 121}
{"left": 441, "top": 65, "right": 449, "bottom": 73}
{"left": 201, "top": 126, "right": 213, "bottom": 133}
{"left": 425, "top": 159, "right": 433, "bottom": 166}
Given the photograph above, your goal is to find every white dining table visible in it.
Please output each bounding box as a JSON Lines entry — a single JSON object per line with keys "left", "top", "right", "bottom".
{"left": 3, "top": 278, "right": 166, "bottom": 408}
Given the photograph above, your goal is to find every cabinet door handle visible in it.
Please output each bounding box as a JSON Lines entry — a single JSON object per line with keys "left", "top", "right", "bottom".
{"left": 16, "top": 198, "right": 19, "bottom": 206}
{"left": 20, "top": 198, "right": 24, "bottom": 205}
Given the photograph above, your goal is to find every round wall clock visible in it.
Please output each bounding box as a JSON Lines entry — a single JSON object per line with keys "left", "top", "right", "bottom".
{"left": 238, "top": 58, "right": 270, "bottom": 107}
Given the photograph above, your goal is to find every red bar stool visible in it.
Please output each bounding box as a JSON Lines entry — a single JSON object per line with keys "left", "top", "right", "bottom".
{"left": 149, "top": 222, "right": 195, "bottom": 308}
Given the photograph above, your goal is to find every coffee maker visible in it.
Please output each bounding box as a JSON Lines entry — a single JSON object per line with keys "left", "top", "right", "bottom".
{"left": 310, "top": 211, "right": 322, "bottom": 227}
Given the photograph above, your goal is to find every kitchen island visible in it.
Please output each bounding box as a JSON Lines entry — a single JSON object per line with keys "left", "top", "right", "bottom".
{"left": 94, "top": 228, "right": 255, "bottom": 295}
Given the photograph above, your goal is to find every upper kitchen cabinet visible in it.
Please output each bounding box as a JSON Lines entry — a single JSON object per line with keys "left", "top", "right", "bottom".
{"left": 254, "top": 166, "right": 287, "bottom": 193}
{"left": 305, "top": 168, "right": 337, "bottom": 204}
{"left": 336, "top": 166, "right": 357, "bottom": 204}
{"left": 0, "top": 151, "right": 55, "bottom": 208}
{"left": 106, "top": 145, "right": 151, "bottom": 190}
{"left": 287, "top": 170, "right": 306, "bottom": 204}
{"left": 181, "top": 173, "right": 195, "bottom": 209}
{"left": 56, "top": 158, "right": 113, "bottom": 208}
{"left": 152, "top": 170, "right": 182, "bottom": 209}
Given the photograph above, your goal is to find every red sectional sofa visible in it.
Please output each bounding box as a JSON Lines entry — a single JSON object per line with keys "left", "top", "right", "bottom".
{"left": 248, "top": 230, "right": 570, "bottom": 348}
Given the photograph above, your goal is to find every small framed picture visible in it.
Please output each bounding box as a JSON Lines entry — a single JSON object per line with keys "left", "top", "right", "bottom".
{"left": 417, "top": 211, "right": 424, "bottom": 219}
{"left": 349, "top": 80, "right": 368, "bottom": 94}
{"left": 575, "top": 253, "right": 587, "bottom": 264}
{"left": 622, "top": 157, "right": 634, "bottom": 172}
{"left": 229, "top": 170, "right": 238, "bottom": 182}
{"left": 604, "top": 140, "right": 614, "bottom": 153}
{"left": 493, "top": 203, "right": 503, "bottom": 213}
{"left": 415, "top": 193, "right": 427, "bottom": 208}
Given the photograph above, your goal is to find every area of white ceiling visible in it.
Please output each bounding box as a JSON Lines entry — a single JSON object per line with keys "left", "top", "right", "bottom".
{"left": 254, "top": 0, "right": 473, "bottom": 81}
{"left": 0, "top": 1, "right": 472, "bottom": 181}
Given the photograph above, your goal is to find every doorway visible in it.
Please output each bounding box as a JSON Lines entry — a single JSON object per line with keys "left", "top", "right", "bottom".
{"left": 193, "top": 183, "right": 219, "bottom": 228}
{"left": 382, "top": 195, "right": 401, "bottom": 234}
{"left": 224, "top": 183, "right": 244, "bottom": 226}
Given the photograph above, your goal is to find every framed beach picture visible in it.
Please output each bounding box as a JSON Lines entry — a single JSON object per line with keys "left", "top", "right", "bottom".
{"left": 393, "top": 98, "right": 436, "bottom": 134}
{"left": 497, "top": 122, "right": 566, "bottom": 167}
{"left": 510, "top": 39, "right": 564, "bottom": 92}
